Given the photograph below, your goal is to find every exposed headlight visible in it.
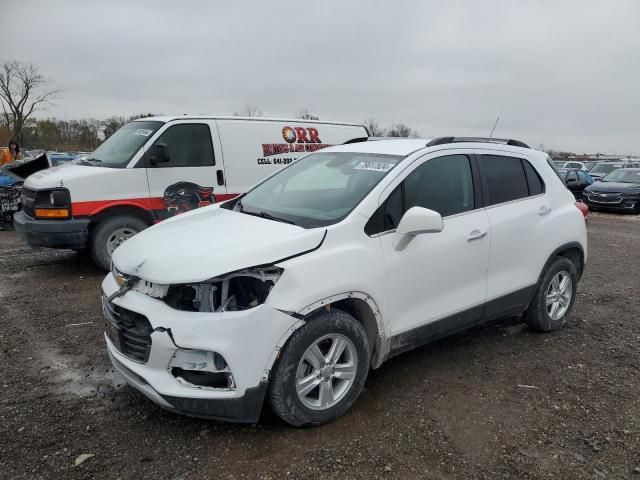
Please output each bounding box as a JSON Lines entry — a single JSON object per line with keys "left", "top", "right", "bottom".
{"left": 623, "top": 190, "right": 640, "bottom": 197}
{"left": 163, "top": 266, "right": 284, "bottom": 313}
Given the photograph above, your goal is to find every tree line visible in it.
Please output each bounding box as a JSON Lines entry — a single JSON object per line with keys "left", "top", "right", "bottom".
{"left": 0, "top": 60, "right": 422, "bottom": 152}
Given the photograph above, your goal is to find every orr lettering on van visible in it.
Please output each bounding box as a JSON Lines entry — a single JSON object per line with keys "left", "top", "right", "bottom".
{"left": 261, "top": 143, "right": 333, "bottom": 158}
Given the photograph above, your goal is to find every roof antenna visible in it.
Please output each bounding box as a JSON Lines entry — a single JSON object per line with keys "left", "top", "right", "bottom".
{"left": 489, "top": 116, "right": 500, "bottom": 138}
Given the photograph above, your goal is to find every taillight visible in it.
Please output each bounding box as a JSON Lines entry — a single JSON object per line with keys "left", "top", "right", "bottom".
{"left": 575, "top": 201, "right": 588, "bottom": 222}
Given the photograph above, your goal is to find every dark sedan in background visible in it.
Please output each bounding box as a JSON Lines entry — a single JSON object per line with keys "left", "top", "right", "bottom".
{"left": 583, "top": 168, "right": 640, "bottom": 213}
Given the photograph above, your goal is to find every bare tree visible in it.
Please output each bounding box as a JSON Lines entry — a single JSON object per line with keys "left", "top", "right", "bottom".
{"left": 363, "top": 118, "right": 385, "bottom": 137}
{"left": 0, "top": 60, "right": 61, "bottom": 143}
{"left": 386, "top": 123, "right": 419, "bottom": 138}
{"left": 234, "top": 104, "right": 262, "bottom": 117}
{"left": 298, "top": 108, "right": 319, "bottom": 120}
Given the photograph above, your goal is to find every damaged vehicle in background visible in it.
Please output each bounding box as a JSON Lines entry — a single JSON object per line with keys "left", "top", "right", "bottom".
{"left": 0, "top": 152, "right": 50, "bottom": 229}
{"left": 103, "top": 137, "right": 587, "bottom": 426}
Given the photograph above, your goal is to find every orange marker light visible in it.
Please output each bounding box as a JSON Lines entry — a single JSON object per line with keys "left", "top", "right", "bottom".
{"left": 35, "top": 208, "right": 70, "bottom": 219}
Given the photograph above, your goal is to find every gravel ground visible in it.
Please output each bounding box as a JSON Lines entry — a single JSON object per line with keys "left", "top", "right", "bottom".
{"left": 0, "top": 212, "right": 639, "bottom": 480}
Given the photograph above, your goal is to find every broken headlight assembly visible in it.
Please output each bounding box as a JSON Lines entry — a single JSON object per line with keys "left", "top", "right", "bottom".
{"left": 163, "top": 266, "right": 284, "bottom": 313}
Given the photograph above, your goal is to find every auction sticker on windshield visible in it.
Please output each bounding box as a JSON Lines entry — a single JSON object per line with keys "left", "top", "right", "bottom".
{"left": 134, "top": 129, "right": 153, "bottom": 136}
{"left": 354, "top": 161, "right": 395, "bottom": 172}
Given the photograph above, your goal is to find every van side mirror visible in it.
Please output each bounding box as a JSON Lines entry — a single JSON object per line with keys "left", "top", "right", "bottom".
{"left": 147, "top": 143, "right": 170, "bottom": 166}
{"left": 396, "top": 207, "right": 443, "bottom": 236}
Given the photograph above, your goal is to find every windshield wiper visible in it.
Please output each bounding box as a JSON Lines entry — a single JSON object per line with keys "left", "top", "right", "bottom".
{"left": 240, "top": 207, "right": 295, "bottom": 225}
{"left": 256, "top": 211, "right": 296, "bottom": 225}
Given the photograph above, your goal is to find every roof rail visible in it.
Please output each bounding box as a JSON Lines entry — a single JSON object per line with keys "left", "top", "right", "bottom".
{"left": 342, "top": 136, "right": 407, "bottom": 144}
{"left": 343, "top": 137, "right": 371, "bottom": 144}
{"left": 426, "top": 136, "right": 530, "bottom": 149}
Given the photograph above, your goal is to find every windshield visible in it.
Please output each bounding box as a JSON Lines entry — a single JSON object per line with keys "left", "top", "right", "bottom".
{"left": 591, "top": 163, "right": 623, "bottom": 174}
{"left": 228, "top": 152, "right": 404, "bottom": 228}
{"left": 89, "top": 121, "right": 163, "bottom": 168}
{"left": 584, "top": 161, "right": 596, "bottom": 170}
{"left": 602, "top": 169, "right": 640, "bottom": 183}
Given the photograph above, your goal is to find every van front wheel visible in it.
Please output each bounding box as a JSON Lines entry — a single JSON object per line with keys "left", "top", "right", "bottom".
{"left": 268, "top": 309, "right": 370, "bottom": 426}
{"left": 90, "top": 215, "right": 148, "bottom": 271}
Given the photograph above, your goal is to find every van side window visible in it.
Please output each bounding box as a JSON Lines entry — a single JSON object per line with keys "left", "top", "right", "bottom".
{"left": 153, "top": 124, "right": 215, "bottom": 167}
{"left": 480, "top": 155, "right": 529, "bottom": 206}
{"left": 521, "top": 159, "right": 545, "bottom": 195}
{"left": 365, "top": 155, "right": 474, "bottom": 235}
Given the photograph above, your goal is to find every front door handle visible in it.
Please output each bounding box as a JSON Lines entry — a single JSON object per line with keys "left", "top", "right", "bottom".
{"left": 467, "top": 230, "right": 487, "bottom": 241}
{"left": 538, "top": 205, "right": 552, "bottom": 216}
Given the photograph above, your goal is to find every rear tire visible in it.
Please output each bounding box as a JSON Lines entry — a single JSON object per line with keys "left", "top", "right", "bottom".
{"left": 525, "top": 256, "right": 578, "bottom": 332}
{"left": 268, "top": 309, "right": 370, "bottom": 427}
{"left": 90, "top": 215, "right": 148, "bottom": 271}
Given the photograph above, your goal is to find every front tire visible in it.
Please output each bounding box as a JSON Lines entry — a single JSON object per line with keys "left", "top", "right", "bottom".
{"left": 525, "top": 256, "right": 578, "bottom": 332}
{"left": 268, "top": 309, "right": 371, "bottom": 427}
{"left": 90, "top": 215, "right": 148, "bottom": 271}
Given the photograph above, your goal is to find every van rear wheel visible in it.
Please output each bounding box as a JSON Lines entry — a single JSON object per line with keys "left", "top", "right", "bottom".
{"left": 268, "top": 309, "right": 370, "bottom": 427}
{"left": 90, "top": 215, "right": 148, "bottom": 271}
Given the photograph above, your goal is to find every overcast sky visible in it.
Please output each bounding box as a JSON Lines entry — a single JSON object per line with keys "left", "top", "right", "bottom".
{"left": 3, "top": 1, "right": 639, "bottom": 154}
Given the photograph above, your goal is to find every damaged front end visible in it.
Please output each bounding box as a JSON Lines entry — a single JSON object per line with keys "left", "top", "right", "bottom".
{"left": 102, "top": 266, "right": 302, "bottom": 422}
{"left": 112, "top": 264, "right": 284, "bottom": 313}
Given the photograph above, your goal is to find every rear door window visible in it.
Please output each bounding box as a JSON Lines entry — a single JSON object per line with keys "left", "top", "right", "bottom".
{"left": 479, "top": 155, "right": 529, "bottom": 206}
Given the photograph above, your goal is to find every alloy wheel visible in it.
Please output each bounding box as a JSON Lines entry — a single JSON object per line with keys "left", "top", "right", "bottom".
{"left": 545, "top": 270, "right": 573, "bottom": 320}
{"left": 295, "top": 334, "right": 358, "bottom": 410}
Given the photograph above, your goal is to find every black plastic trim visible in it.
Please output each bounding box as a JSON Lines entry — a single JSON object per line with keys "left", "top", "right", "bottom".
{"left": 388, "top": 284, "right": 537, "bottom": 358}
{"left": 161, "top": 382, "right": 269, "bottom": 423}
{"left": 13, "top": 211, "right": 90, "bottom": 249}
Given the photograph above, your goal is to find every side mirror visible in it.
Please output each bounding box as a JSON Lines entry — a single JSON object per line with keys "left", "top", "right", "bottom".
{"left": 147, "top": 143, "right": 169, "bottom": 166}
{"left": 396, "top": 206, "right": 443, "bottom": 236}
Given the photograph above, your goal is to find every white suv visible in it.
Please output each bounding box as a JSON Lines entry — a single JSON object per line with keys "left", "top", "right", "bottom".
{"left": 103, "top": 137, "right": 587, "bottom": 426}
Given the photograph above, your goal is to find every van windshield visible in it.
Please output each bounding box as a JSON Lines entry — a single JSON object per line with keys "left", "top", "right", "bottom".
{"left": 87, "top": 121, "right": 163, "bottom": 168}
{"left": 228, "top": 151, "right": 403, "bottom": 228}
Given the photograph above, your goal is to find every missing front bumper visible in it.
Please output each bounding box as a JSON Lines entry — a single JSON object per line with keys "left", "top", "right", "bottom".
{"left": 108, "top": 347, "right": 268, "bottom": 423}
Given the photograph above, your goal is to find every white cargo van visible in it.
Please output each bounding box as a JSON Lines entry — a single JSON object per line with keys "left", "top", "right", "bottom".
{"left": 14, "top": 116, "right": 368, "bottom": 269}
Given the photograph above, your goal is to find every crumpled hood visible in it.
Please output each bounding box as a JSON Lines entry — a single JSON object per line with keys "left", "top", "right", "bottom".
{"left": 25, "top": 164, "right": 109, "bottom": 189}
{"left": 588, "top": 181, "right": 640, "bottom": 192}
{"left": 112, "top": 206, "right": 326, "bottom": 284}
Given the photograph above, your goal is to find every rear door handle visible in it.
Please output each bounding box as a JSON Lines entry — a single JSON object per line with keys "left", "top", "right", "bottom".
{"left": 538, "top": 206, "right": 552, "bottom": 216}
{"left": 467, "top": 230, "right": 487, "bottom": 241}
{"left": 216, "top": 169, "right": 225, "bottom": 186}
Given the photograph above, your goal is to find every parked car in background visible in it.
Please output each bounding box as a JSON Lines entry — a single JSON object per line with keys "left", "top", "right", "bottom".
{"left": 14, "top": 116, "right": 369, "bottom": 270}
{"left": 561, "top": 161, "right": 588, "bottom": 171}
{"left": 557, "top": 168, "right": 593, "bottom": 199}
{"left": 583, "top": 168, "right": 640, "bottom": 213}
{"left": 583, "top": 161, "right": 597, "bottom": 171}
{"left": 103, "top": 136, "right": 587, "bottom": 426}
{"left": 589, "top": 161, "right": 640, "bottom": 181}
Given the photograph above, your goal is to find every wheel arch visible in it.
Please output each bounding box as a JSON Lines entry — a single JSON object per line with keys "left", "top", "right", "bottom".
{"left": 540, "top": 242, "right": 585, "bottom": 282}
{"left": 89, "top": 204, "right": 155, "bottom": 229}
{"left": 296, "top": 292, "right": 389, "bottom": 369}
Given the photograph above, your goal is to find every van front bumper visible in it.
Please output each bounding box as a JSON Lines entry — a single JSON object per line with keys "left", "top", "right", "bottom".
{"left": 101, "top": 273, "right": 302, "bottom": 423}
{"left": 13, "top": 211, "right": 89, "bottom": 249}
